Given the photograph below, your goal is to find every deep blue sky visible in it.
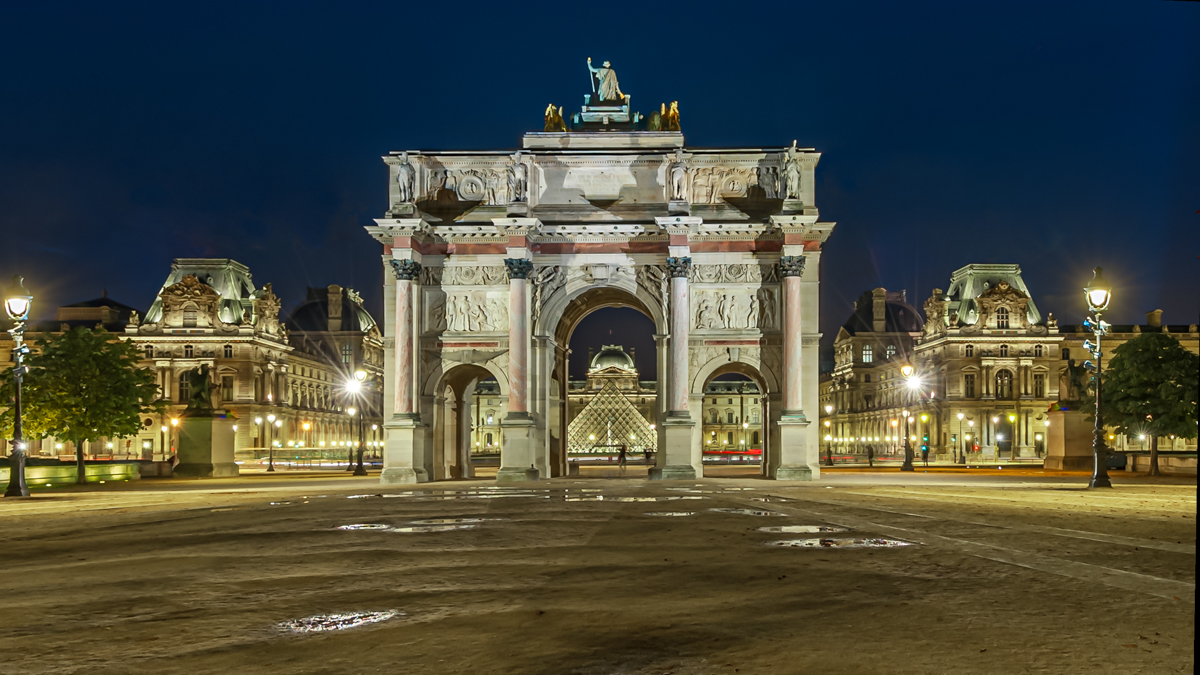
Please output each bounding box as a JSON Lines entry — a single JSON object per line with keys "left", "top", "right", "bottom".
{"left": 2, "top": 1, "right": 1197, "bottom": 381}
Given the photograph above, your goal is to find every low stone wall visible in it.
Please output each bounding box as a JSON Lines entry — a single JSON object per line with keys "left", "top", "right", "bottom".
{"left": 0, "top": 461, "right": 141, "bottom": 487}
{"left": 1125, "top": 453, "right": 1197, "bottom": 477}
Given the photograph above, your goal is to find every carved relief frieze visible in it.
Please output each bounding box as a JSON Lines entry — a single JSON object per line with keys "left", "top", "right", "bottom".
{"left": 531, "top": 265, "right": 567, "bottom": 328}
{"left": 689, "top": 263, "right": 780, "bottom": 284}
{"left": 636, "top": 264, "right": 669, "bottom": 316}
{"left": 421, "top": 265, "right": 508, "bottom": 287}
{"left": 691, "top": 288, "right": 778, "bottom": 330}
{"left": 426, "top": 290, "right": 509, "bottom": 333}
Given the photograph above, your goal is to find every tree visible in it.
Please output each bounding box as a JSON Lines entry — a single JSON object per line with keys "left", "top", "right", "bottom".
{"left": 0, "top": 327, "right": 165, "bottom": 484}
{"left": 1101, "top": 331, "right": 1199, "bottom": 476}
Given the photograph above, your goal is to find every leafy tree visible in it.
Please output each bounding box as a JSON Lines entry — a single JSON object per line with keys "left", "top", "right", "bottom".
{"left": 0, "top": 327, "right": 165, "bottom": 484}
{"left": 1101, "top": 331, "right": 1199, "bottom": 476}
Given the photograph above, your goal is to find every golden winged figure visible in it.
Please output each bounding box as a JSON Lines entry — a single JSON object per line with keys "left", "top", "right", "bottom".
{"left": 544, "top": 103, "right": 567, "bottom": 132}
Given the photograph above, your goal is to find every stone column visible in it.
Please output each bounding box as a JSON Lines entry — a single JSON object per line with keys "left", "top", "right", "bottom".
{"left": 380, "top": 258, "right": 424, "bottom": 485}
{"left": 497, "top": 258, "right": 538, "bottom": 482}
{"left": 653, "top": 257, "right": 699, "bottom": 481}
{"left": 774, "top": 255, "right": 816, "bottom": 480}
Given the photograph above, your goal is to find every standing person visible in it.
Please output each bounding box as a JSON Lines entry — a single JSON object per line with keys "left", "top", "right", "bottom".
{"left": 618, "top": 444, "right": 628, "bottom": 470}
{"left": 866, "top": 445, "right": 875, "bottom": 468}
{"left": 643, "top": 447, "right": 651, "bottom": 465}
{"left": 921, "top": 445, "right": 930, "bottom": 468}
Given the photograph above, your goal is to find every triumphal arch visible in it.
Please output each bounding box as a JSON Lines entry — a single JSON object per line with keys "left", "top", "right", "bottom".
{"left": 365, "top": 62, "right": 835, "bottom": 483}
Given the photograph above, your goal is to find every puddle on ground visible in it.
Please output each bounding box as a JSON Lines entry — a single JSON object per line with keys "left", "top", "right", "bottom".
{"left": 336, "top": 523, "right": 392, "bottom": 531}
{"left": 391, "top": 524, "right": 478, "bottom": 533}
{"left": 708, "top": 508, "right": 786, "bottom": 517}
{"left": 408, "top": 517, "right": 491, "bottom": 525}
{"left": 723, "top": 487, "right": 757, "bottom": 491}
{"left": 269, "top": 501, "right": 292, "bottom": 506}
{"left": 750, "top": 497, "right": 791, "bottom": 503}
{"left": 768, "top": 538, "right": 913, "bottom": 549}
{"left": 278, "top": 610, "right": 404, "bottom": 633}
{"left": 645, "top": 511, "right": 698, "bottom": 517}
{"left": 347, "top": 494, "right": 383, "bottom": 499}
{"left": 758, "top": 525, "right": 850, "bottom": 534}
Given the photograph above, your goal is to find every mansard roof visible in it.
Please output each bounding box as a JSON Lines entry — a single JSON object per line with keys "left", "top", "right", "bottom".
{"left": 841, "top": 290, "right": 924, "bottom": 335}
{"left": 943, "top": 263, "right": 1042, "bottom": 326}
{"left": 142, "top": 258, "right": 257, "bottom": 325}
{"left": 286, "top": 285, "right": 379, "bottom": 335}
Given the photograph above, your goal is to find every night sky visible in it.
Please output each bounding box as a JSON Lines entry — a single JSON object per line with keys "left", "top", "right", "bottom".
{"left": 2, "top": 2, "right": 1197, "bottom": 383}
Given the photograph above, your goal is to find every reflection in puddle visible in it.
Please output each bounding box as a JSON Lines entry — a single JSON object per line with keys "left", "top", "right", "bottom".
{"left": 758, "top": 525, "right": 850, "bottom": 534}
{"left": 708, "top": 508, "right": 786, "bottom": 517}
{"left": 750, "top": 497, "right": 790, "bottom": 503}
{"left": 645, "top": 511, "right": 697, "bottom": 517}
{"left": 278, "top": 610, "right": 403, "bottom": 633}
{"left": 723, "top": 487, "right": 757, "bottom": 491}
{"left": 768, "top": 538, "right": 913, "bottom": 548}
{"left": 336, "top": 523, "right": 392, "bottom": 531}
{"left": 347, "top": 494, "right": 383, "bottom": 499}
{"left": 391, "top": 524, "right": 478, "bottom": 533}
{"left": 408, "top": 518, "right": 489, "bottom": 525}
{"left": 269, "top": 502, "right": 292, "bottom": 506}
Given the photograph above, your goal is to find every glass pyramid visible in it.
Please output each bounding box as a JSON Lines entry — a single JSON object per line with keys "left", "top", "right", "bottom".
{"left": 566, "top": 380, "right": 658, "bottom": 454}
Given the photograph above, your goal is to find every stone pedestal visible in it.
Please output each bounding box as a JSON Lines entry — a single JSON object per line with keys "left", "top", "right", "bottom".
{"left": 1044, "top": 408, "right": 1093, "bottom": 471}
{"left": 497, "top": 413, "right": 539, "bottom": 483}
{"left": 380, "top": 415, "right": 427, "bottom": 484}
{"left": 650, "top": 414, "right": 698, "bottom": 480}
{"left": 175, "top": 414, "right": 239, "bottom": 478}
{"left": 774, "top": 414, "right": 818, "bottom": 481}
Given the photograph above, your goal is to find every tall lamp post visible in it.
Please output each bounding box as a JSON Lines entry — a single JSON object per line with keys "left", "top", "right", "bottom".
{"left": 900, "top": 364, "right": 919, "bottom": 471}
{"left": 1083, "top": 267, "right": 1113, "bottom": 488}
{"left": 956, "top": 412, "right": 965, "bottom": 464}
{"left": 266, "top": 413, "right": 277, "bottom": 472}
{"left": 4, "top": 276, "right": 33, "bottom": 498}
{"left": 347, "top": 369, "right": 370, "bottom": 476}
{"left": 824, "top": 404, "right": 834, "bottom": 466}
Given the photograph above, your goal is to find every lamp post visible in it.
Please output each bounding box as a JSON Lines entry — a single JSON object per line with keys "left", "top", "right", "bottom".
{"left": 346, "top": 369, "right": 370, "bottom": 476}
{"left": 967, "top": 419, "right": 975, "bottom": 459}
{"left": 890, "top": 419, "right": 899, "bottom": 456}
{"left": 956, "top": 412, "right": 965, "bottom": 464}
{"left": 302, "top": 421, "right": 311, "bottom": 449}
{"left": 824, "top": 404, "right": 834, "bottom": 466}
{"left": 1083, "top": 267, "right": 1113, "bottom": 488}
{"left": 266, "top": 414, "right": 277, "bottom": 472}
{"left": 4, "top": 275, "right": 33, "bottom": 498}
{"left": 900, "top": 364, "right": 918, "bottom": 471}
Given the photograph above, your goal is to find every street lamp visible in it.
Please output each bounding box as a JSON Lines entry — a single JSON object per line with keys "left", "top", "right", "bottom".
{"left": 4, "top": 275, "right": 33, "bottom": 497}
{"left": 900, "top": 410, "right": 914, "bottom": 471}
{"left": 1083, "top": 267, "right": 1113, "bottom": 488}
{"left": 266, "top": 414, "right": 277, "bottom": 472}
{"left": 346, "top": 406, "right": 359, "bottom": 473}
{"left": 347, "top": 370, "right": 371, "bottom": 475}
{"left": 956, "top": 412, "right": 965, "bottom": 464}
{"left": 824, "top": 404, "right": 835, "bottom": 466}
{"left": 1007, "top": 413, "right": 1017, "bottom": 460}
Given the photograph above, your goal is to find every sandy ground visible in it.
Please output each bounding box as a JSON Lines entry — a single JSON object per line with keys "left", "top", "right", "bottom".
{"left": 0, "top": 469, "right": 1194, "bottom": 675}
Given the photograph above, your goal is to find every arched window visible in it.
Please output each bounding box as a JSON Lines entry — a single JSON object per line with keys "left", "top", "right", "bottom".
{"left": 1034, "top": 345, "right": 1043, "bottom": 357}
{"left": 996, "top": 307, "right": 1010, "bottom": 329}
{"left": 996, "top": 370, "right": 1013, "bottom": 399}
{"left": 862, "top": 344, "right": 874, "bottom": 363}
{"left": 965, "top": 344, "right": 974, "bottom": 357}
{"left": 178, "top": 372, "right": 191, "bottom": 403}
{"left": 223, "top": 344, "right": 233, "bottom": 358}
{"left": 1000, "top": 344, "right": 1009, "bottom": 357}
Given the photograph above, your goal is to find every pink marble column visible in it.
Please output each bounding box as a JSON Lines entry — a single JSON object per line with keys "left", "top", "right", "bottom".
{"left": 666, "top": 257, "right": 691, "bottom": 412}
{"left": 505, "top": 259, "right": 533, "bottom": 414}
{"left": 390, "top": 259, "right": 421, "bottom": 415}
{"left": 779, "top": 255, "right": 806, "bottom": 413}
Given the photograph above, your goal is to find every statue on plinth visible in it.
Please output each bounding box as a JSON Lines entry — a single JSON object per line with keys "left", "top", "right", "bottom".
{"left": 396, "top": 152, "right": 416, "bottom": 204}
{"left": 507, "top": 151, "right": 528, "bottom": 203}
{"left": 782, "top": 141, "right": 802, "bottom": 201}
{"left": 186, "top": 364, "right": 215, "bottom": 413}
{"left": 1058, "top": 358, "right": 1087, "bottom": 402}
{"left": 588, "top": 57, "right": 624, "bottom": 102}
{"left": 669, "top": 149, "right": 689, "bottom": 202}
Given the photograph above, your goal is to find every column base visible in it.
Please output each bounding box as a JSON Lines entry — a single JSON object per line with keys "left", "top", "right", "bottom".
{"left": 379, "top": 467, "right": 420, "bottom": 484}
{"left": 382, "top": 415, "right": 429, "bottom": 484}
{"left": 649, "top": 465, "right": 697, "bottom": 481}
{"left": 496, "top": 467, "right": 540, "bottom": 483}
{"left": 773, "top": 465, "right": 815, "bottom": 481}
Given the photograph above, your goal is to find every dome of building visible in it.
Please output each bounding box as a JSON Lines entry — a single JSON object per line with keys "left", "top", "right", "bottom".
{"left": 589, "top": 344, "right": 636, "bottom": 373}
{"left": 286, "top": 284, "right": 378, "bottom": 334}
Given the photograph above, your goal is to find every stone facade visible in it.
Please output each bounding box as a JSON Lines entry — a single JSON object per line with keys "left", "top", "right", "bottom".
{"left": 819, "top": 264, "right": 1199, "bottom": 460}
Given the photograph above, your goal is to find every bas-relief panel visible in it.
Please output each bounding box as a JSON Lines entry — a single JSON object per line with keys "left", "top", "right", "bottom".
{"left": 691, "top": 287, "right": 779, "bottom": 330}
{"left": 424, "top": 289, "right": 509, "bottom": 333}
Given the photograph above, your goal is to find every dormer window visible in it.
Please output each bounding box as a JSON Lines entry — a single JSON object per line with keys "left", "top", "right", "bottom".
{"left": 996, "top": 307, "right": 1010, "bottom": 329}
{"left": 183, "top": 309, "right": 197, "bottom": 327}
{"left": 862, "top": 344, "right": 873, "bottom": 363}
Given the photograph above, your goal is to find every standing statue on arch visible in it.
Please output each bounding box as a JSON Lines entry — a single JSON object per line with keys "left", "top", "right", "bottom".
{"left": 587, "top": 57, "right": 624, "bottom": 102}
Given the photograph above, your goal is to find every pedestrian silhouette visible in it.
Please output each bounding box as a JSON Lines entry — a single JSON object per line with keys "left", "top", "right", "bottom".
{"left": 866, "top": 445, "right": 874, "bottom": 468}
{"left": 618, "top": 444, "right": 628, "bottom": 471}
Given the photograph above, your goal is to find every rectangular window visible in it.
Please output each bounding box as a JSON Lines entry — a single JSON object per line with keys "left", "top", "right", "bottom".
{"left": 1062, "top": 348, "right": 1070, "bottom": 360}
{"left": 727, "top": 431, "right": 734, "bottom": 445}
{"left": 886, "top": 345, "right": 896, "bottom": 360}
{"left": 965, "top": 344, "right": 974, "bottom": 357}
{"left": 752, "top": 410, "right": 760, "bottom": 424}
{"left": 341, "top": 343, "right": 352, "bottom": 364}
{"left": 223, "top": 344, "right": 233, "bottom": 358}
{"left": 184, "top": 345, "right": 194, "bottom": 358}
{"left": 183, "top": 310, "right": 197, "bottom": 327}
{"left": 221, "top": 376, "right": 234, "bottom": 401}
{"left": 1034, "top": 345, "right": 1043, "bottom": 357}
{"left": 727, "top": 412, "right": 734, "bottom": 424}
{"left": 862, "top": 344, "right": 873, "bottom": 363}
{"left": 1034, "top": 373, "right": 1045, "bottom": 398}
{"left": 964, "top": 374, "right": 976, "bottom": 399}
{"left": 144, "top": 345, "right": 154, "bottom": 359}
{"left": 864, "top": 374, "right": 871, "bottom": 383}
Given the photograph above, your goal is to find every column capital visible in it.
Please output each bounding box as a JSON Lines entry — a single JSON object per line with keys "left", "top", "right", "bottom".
{"left": 389, "top": 259, "right": 422, "bottom": 281}
{"left": 504, "top": 259, "right": 534, "bottom": 280}
{"left": 666, "top": 256, "right": 692, "bottom": 278}
{"left": 778, "top": 255, "right": 807, "bottom": 278}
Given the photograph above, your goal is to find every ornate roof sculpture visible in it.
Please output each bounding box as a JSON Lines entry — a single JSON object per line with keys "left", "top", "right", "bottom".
{"left": 938, "top": 264, "right": 1043, "bottom": 329}
{"left": 133, "top": 258, "right": 286, "bottom": 341}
